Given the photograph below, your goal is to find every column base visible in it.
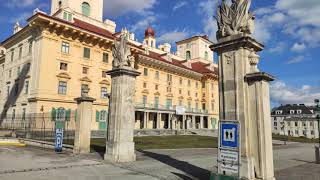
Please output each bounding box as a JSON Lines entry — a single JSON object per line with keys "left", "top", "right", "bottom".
{"left": 104, "top": 141, "right": 136, "bottom": 163}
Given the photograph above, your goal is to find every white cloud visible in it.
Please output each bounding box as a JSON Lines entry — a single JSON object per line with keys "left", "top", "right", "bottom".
{"left": 198, "top": 0, "right": 219, "bottom": 42}
{"left": 290, "top": 43, "right": 306, "bottom": 52}
{"left": 104, "top": 0, "right": 156, "bottom": 18}
{"left": 269, "top": 42, "right": 286, "bottom": 54}
{"left": 271, "top": 81, "right": 320, "bottom": 105}
{"left": 286, "top": 55, "right": 304, "bottom": 64}
{"left": 253, "top": 19, "right": 271, "bottom": 43}
{"left": 173, "top": 1, "right": 187, "bottom": 11}
{"left": 158, "top": 30, "right": 190, "bottom": 44}
{"left": 266, "top": 12, "right": 286, "bottom": 24}
{"left": 130, "top": 15, "right": 156, "bottom": 32}
{"left": 9, "top": 12, "right": 31, "bottom": 23}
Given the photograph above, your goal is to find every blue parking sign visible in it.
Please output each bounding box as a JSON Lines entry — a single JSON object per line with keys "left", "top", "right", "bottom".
{"left": 55, "top": 128, "right": 64, "bottom": 152}
{"left": 220, "top": 122, "right": 239, "bottom": 149}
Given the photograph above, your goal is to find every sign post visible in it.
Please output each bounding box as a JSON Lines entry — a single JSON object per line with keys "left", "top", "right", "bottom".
{"left": 217, "top": 121, "right": 240, "bottom": 177}
{"left": 55, "top": 128, "right": 64, "bottom": 153}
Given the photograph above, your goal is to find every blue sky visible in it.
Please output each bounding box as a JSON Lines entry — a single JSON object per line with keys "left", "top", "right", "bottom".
{"left": 0, "top": 0, "right": 319, "bottom": 106}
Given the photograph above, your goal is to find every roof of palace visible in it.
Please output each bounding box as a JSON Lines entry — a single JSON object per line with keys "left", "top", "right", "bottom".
{"left": 1, "top": 12, "right": 218, "bottom": 77}
{"left": 271, "top": 104, "right": 314, "bottom": 115}
{"left": 284, "top": 117, "right": 317, "bottom": 121}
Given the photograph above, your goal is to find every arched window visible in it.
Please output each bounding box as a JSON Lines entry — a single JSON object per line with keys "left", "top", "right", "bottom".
{"left": 82, "top": 2, "right": 90, "bottom": 17}
{"left": 186, "top": 51, "right": 191, "bottom": 60}
{"left": 205, "top": 51, "right": 208, "bottom": 60}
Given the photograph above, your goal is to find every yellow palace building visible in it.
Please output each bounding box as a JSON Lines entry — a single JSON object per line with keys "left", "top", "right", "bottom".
{"left": 0, "top": 0, "right": 219, "bottom": 132}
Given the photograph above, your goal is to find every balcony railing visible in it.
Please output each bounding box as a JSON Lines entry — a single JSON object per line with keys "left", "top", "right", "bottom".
{"left": 135, "top": 103, "right": 209, "bottom": 114}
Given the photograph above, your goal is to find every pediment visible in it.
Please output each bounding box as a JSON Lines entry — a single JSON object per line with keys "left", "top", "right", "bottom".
{"left": 166, "top": 93, "right": 173, "bottom": 98}
{"left": 80, "top": 76, "right": 92, "bottom": 82}
{"left": 154, "top": 92, "right": 160, "bottom": 96}
{"left": 57, "top": 72, "right": 71, "bottom": 79}
{"left": 99, "top": 79, "right": 110, "bottom": 85}
{"left": 142, "top": 89, "right": 149, "bottom": 94}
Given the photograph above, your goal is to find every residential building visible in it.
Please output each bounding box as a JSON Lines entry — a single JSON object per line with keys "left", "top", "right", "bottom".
{"left": 271, "top": 104, "right": 318, "bottom": 138}
{"left": 0, "top": 0, "right": 219, "bottom": 132}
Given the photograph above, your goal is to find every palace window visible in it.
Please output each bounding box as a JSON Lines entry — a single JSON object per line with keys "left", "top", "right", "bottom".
{"left": 143, "top": 82, "right": 147, "bottom": 88}
{"left": 202, "top": 103, "right": 206, "bottom": 110}
{"left": 188, "top": 101, "right": 191, "bottom": 110}
{"left": 155, "top": 71, "right": 159, "bottom": 79}
{"left": 179, "top": 100, "right": 183, "bottom": 106}
{"left": 19, "top": 46, "right": 22, "bottom": 59}
{"left": 295, "top": 122, "right": 298, "bottom": 127}
{"left": 63, "top": 11, "right": 72, "bottom": 21}
{"left": 167, "top": 74, "right": 172, "bottom": 82}
{"left": 22, "top": 108, "right": 26, "bottom": 121}
{"left": 12, "top": 109, "right": 15, "bottom": 121}
{"left": 196, "top": 103, "right": 199, "bottom": 110}
{"left": 103, "top": 52, "right": 109, "bottom": 63}
{"left": 61, "top": 42, "right": 70, "bottom": 54}
{"left": 179, "top": 78, "right": 183, "bottom": 85}
{"left": 83, "top": 47, "right": 90, "bottom": 59}
{"left": 29, "top": 41, "right": 32, "bottom": 54}
{"left": 17, "top": 66, "right": 20, "bottom": 76}
{"left": 202, "top": 82, "right": 206, "bottom": 88}
{"left": 24, "top": 80, "right": 29, "bottom": 94}
{"left": 82, "top": 67, "right": 88, "bottom": 74}
{"left": 82, "top": 2, "right": 90, "bottom": 17}
{"left": 295, "top": 130, "right": 299, "bottom": 135}
{"left": 186, "top": 51, "right": 191, "bottom": 60}
{"left": 155, "top": 84, "right": 159, "bottom": 90}
{"left": 154, "top": 97, "right": 159, "bottom": 108}
{"left": 11, "top": 51, "right": 14, "bottom": 62}
{"left": 167, "top": 86, "right": 172, "bottom": 93}
{"left": 101, "top": 87, "right": 108, "bottom": 99}
{"left": 166, "top": 99, "right": 173, "bottom": 109}
{"left": 56, "top": 108, "right": 66, "bottom": 121}
{"left": 205, "top": 51, "right": 209, "bottom": 60}
{"left": 179, "top": 89, "right": 182, "bottom": 94}
{"left": 143, "top": 95, "right": 147, "bottom": 106}
{"left": 60, "top": 62, "right": 68, "bottom": 71}
{"left": 196, "top": 82, "right": 198, "bottom": 88}
{"left": 211, "top": 103, "right": 214, "bottom": 111}
{"left": 143, "top": 68, "right": 148, "bottom": 76}
{"left": 188, "top": 80, "right": 191, "bottom": 87}
{"left": 58, "top": 81, "right": 67, "bottom": 95}
{"left": 9, "top": 70, "right": 12, "bottom": 78}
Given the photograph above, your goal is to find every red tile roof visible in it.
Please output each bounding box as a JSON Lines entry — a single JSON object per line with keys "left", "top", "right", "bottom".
{"left": 72, "top": 18, "right": 114, "bottom": 39}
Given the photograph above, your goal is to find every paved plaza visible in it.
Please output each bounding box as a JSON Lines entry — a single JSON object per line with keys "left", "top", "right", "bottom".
{"left": 0, "top": 142, "right": 319, "bottom": 180}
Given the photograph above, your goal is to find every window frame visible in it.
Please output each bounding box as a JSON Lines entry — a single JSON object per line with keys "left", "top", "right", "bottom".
{"left": 58, "top": 81, "right": 67, "bottom": 95}
{"left": 61, "top": 42, "right": 70, "bottom": 54}
{"left": 83, "top": 47, "right": 91, "bottom": 59}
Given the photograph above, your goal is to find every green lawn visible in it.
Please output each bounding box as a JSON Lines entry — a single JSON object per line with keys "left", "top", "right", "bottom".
{"left": 87, "top": 135, "right": 218, "bottom": 151}
{"left": 272, "top": 134, "right": 320, "bottom": 144}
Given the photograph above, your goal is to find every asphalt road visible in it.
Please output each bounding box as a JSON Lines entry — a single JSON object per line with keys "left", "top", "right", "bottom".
{"left": 0, "top": 141, "right": 319, "bottom": 180}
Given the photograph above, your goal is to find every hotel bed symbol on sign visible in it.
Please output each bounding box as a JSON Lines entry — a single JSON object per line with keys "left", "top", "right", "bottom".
{"left": 223, "top": 128, "right": 235, "bottom": 142}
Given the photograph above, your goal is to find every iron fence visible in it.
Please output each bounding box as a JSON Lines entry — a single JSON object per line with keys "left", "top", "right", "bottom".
{"left": 0, "top": 112, "right": 76, "bottom": 144}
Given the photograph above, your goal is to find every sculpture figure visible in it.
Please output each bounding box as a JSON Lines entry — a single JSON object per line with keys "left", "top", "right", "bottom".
{"left": 112, "top": 35, "right": 134, "bottom": 69}
{"left": 215, "top": 0, "right": 255, "bottom": 40}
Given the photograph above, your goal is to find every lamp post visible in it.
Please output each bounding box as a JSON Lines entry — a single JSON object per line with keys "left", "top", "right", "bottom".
{"left": 314, "top": 99, "right": 320, "bottom": 164}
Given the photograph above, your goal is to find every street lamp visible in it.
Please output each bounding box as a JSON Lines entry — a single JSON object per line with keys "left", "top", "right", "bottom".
{"left": 314, "top": 99, "right": 320, "bottom": 164}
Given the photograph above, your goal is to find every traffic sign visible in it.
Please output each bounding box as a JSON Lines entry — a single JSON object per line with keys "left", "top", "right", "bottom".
{"left": 55, "top": 128, "right": 64, "bottom": 152}
{"left": 220, "top": 122, "right": 239, "bottom": 149}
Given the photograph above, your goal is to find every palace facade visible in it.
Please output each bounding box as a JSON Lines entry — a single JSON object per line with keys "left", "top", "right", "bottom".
{"left": 0, "top": 0, "right": 219, "bottom": 132}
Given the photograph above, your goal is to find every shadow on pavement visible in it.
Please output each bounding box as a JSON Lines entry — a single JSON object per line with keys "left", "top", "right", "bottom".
{"left": 138, "top": 150, "right": 211, "bottom": 180}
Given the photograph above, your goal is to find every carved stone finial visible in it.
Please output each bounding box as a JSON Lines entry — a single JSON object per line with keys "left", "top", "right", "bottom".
{"left": 112, "top": 35, "right": 135, "bottom": 69}
{"left": 215, "top": 0, "right": 255, "bottom": 40}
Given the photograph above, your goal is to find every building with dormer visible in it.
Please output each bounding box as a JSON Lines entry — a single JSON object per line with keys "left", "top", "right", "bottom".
{"left": 0, "top": 0, "right": 219, "bottom": 133}
{"left": 271, "top": 104, "right": 319, "bottom": 138}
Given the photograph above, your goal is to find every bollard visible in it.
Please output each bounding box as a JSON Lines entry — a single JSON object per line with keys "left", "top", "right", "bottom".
{"left": 315, "top": 145, "right": 320, "bottom": 164}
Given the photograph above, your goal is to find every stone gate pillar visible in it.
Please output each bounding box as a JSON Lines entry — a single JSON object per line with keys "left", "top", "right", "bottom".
{"left": 211, "top": 0, "right": 275, "bottom": 179}
{"left": 104, "top": 35, "right": 141, "bottom": 163}
{"left": 74, "top": 92, "right": 96, "bottom": 154}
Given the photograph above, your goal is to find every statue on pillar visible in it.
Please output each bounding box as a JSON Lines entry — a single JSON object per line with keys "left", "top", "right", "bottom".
{"left": 112, "top": 35, "right": 135, "bottom": 69}
{"left": 215, "top": 0, "right": 255, "bottom": 40}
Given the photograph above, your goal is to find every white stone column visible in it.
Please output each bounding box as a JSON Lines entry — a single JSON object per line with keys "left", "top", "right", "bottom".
{"left": 182, "top": 115, "right": 186, "bottom": 129}
{"left": 143, "top": 112, "right": 147, "bottom": 129}
{"left": 192, "top": 116, "right": 196, "bottom": 129}
{"left": 200, "top": 116, "right": 204, "bottom": 129}
{"left": 157, "top": 113, "right": 161, "bottom": 129}
{"left": 73, "top": 96, "right": 96, "bottom": 154}
{"left": 168, "top": 114, "right": 172, "bottom": 129}
{"left": 105, "top": 67, "right": 141, "bottom": 163}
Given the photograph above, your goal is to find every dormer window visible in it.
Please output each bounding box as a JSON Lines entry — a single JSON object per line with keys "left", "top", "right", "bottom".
{"left": 63, "top": 11, "right": 72, "bottom": 21}
{"left": 290, "top": 110, "right": 295, "bottom": 114}
{"left": 297, "top": 110, "right": 302, "bottom": 114}
{"left": 276, "top": 110, "right": 282, "bottom": 115}
{"left": 82, "top": 2, "right": 90, "bottom": 17}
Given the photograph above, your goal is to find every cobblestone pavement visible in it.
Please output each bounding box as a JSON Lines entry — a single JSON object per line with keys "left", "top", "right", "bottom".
{"left": 0, "top": 142, "right": 319, "bottom": 180}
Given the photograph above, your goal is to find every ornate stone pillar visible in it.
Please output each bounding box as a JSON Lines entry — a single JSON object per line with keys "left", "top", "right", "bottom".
{"left": 182, "top": 115, "right": 186, "bottom": 129}
{"left": 73, "top": 93, "right": 96, "bottom": 154}
{"left": 168, "top": 114, "right": 172, "bottom": 129}
{"left": 104, "top": 35, "right": 141, "bottom": 163}
{"left": 143, "top": 112, "right": 148, "bottom": 129}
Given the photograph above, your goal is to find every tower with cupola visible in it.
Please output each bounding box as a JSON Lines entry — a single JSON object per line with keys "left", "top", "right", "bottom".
{"left": 143, "top": 27, "right": 156, "bottom": 48}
